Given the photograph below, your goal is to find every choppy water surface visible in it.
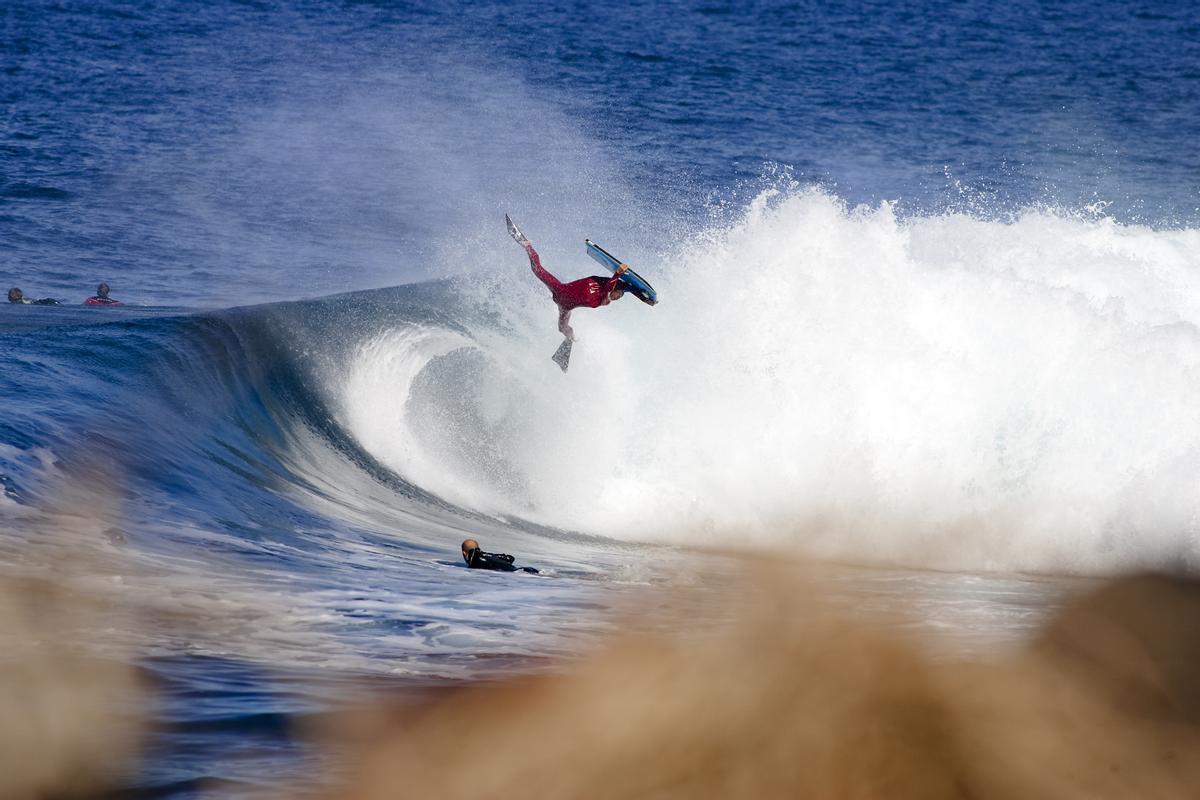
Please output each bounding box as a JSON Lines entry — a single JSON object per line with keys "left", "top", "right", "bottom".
{"left": 3, "top": 0, "right": 1198, "bottom": 795}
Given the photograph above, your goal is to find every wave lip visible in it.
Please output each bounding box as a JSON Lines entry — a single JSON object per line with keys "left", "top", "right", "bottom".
{"left": 339, "top": 325, "right": 490, "bottom": 511}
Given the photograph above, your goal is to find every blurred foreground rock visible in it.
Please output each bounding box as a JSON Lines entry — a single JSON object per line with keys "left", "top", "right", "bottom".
{"left": 323, "top": 569, "right": 1200, "bottom": 800}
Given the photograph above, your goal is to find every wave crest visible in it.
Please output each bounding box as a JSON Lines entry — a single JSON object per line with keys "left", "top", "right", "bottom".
{"left": 340, "top": 190, "right": 1200, "bottom": 573}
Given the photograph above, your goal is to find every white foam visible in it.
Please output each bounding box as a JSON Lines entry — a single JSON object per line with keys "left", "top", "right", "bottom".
{"left": 344, "top": 189, "right": 1200, "bottom": 574}
{"left": 339, "top": 326, "right": 485, "bottom": 509}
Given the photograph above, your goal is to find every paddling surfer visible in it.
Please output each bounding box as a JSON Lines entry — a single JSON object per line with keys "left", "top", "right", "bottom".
{"left": 461, "top": 538, "right": 539, "bottom": 574}
{"left": 85, "top": 282, "right": 121, "bottom": 306}
{"left": 8, "top": 288, "right": 60, "bottom": 305}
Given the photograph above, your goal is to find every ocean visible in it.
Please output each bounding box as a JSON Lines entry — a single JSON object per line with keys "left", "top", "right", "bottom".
{"left": 2, "top": 0, "right": 1199, "bottom": 795}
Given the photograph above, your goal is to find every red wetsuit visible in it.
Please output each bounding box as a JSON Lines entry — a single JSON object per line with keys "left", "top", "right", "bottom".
{"left": 525, "top": 243, "right": 622, "bottom": 340}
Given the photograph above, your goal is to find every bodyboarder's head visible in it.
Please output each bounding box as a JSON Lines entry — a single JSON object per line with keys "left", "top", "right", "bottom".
{"left": 96, "top": 282, "right": 110, "bottom": 298}
{"left": 608, "top": 283, "right": 625, "bottom": 302}
{"left": 461, "top": 539, "right": 480, "bottom": 565}
{"left": 8, "top": 288, "right": 23, "bottom": 303}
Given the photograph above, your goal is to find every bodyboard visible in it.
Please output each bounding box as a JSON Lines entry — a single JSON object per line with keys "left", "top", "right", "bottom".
{"left": 585, "top": 240, "right": 658, "bottom": 305}
{"left": 551, "top": 338, "right": 573, "bottom": 372}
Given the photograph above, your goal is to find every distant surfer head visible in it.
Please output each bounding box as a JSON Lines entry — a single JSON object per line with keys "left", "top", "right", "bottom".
{"left": 8, "top": 287, "right": 23, "bottom": 303}
{"left": 461, "top": 538, "right": 480, "bottom": 565}
{"left": 96, "top": 282, "right": 110, "bottom": 298}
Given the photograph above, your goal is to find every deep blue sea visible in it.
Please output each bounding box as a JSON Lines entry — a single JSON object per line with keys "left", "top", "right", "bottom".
{"left": 3, "top": 0, "right": 1200, "bottom": 795}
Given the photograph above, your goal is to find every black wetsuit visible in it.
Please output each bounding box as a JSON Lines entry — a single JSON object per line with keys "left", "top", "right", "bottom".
{"left": 465, "top": 548, "right": 539, "bottom": 574}
{"left": 9, "top": 298, "right": 59, "bottom": 305}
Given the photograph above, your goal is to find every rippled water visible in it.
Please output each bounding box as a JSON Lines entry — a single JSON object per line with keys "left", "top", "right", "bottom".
{"left": 2, "top": 0, "right": 1198, "bottom": 795}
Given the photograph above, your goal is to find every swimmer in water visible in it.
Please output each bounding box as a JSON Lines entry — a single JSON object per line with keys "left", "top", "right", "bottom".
{"left": 85, "top": 282, "right": 122, "bottom": 305}
{"left": 8, "top": 287, "right": 60, "bottom": 305}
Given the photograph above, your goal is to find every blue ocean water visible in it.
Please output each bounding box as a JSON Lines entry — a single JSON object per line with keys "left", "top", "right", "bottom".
{"left": 3, "top": 0, "right": 1200, "bottom": 795}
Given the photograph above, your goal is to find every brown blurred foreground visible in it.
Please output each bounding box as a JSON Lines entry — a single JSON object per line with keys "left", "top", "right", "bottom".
{"left": 0, "top": 576, "right": 145, "bottom": 800}
{"left": 321, "top": 569, "right": 1200, "bottom": 800}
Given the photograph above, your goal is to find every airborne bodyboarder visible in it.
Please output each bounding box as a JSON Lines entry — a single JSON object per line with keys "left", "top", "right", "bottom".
{"left": 507, "top": 214, "right": 628, "bottom": 371}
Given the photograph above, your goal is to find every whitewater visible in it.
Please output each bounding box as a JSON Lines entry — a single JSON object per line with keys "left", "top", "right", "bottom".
{"left": 14, "top": 189, "right": 1200, "bottom": 690}
{"left": 330, "top": 190, "right": 1200, "bottom": 574}
{"left": 4, "top": 0, "right": 1200, "bottom": 794}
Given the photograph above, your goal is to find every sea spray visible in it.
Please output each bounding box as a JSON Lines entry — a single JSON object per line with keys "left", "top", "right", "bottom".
{"left": 342, "top": 188, "right": 1200, "bottom": 573}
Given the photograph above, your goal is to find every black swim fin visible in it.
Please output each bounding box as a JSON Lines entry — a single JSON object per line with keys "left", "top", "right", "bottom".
{"left": 551, "top": 338, "right": 573, "bottom": 372}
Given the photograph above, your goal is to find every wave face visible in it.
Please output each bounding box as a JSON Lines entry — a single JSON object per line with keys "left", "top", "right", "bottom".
{"left": 7, "top": 190, "right": 1200, "bottom": 642}
{"left": 0, "top": 292, "right": 642, "bottom": 679}
{"left": 333, "top": 190, "right": 1200, "bottom": 574}
{"left": 5, "top": 190, "right": 1200, "bottom": 796}
{"left": 5, "top": 0, "right": 1200, "bottom": 793}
